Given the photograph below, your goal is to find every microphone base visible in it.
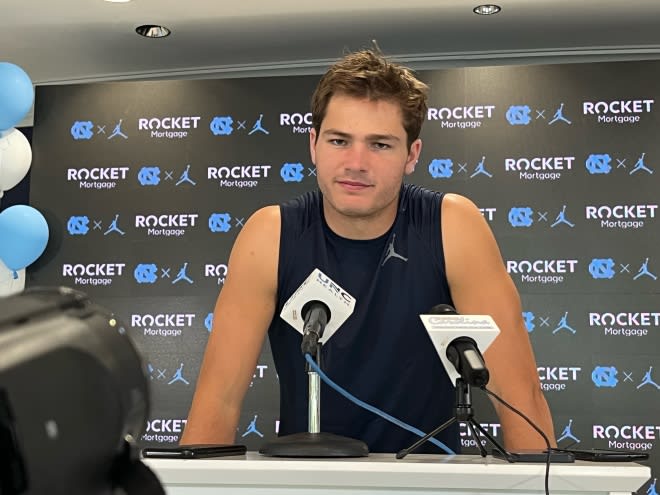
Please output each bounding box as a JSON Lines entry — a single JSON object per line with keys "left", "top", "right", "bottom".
{"left": 259, "top": 432, "right": 369, "bottom": 458}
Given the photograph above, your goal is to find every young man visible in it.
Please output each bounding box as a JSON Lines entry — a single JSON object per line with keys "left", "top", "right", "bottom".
{"left": 181, "top": 50, "right": 555, "bottom": 453}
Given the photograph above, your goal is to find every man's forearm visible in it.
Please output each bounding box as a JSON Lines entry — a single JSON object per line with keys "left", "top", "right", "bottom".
{"left": 495, "top": 390, "right": 556, "bottom": 451}
{"left": 180, "top": 404, "right": 240, "bottom": 446}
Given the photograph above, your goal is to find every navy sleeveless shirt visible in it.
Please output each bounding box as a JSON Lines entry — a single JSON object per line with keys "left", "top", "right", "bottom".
{"left": 267, "top": 183, "right": 458, "bottom": 453}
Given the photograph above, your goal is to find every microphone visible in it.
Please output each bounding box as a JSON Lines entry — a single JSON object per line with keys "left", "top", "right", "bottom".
{"left": 419, "top": 304, "right": 500, "bottom": 387}
{"left": 300, "top": 301, "right": 330, "bottom": 355}
{"left": 280, "top": 268, "right": 356, "bottom": 355}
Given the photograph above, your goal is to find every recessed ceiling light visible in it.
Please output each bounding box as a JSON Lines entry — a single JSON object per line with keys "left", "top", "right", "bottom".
{"left": 135, "top": 25, "right": 171, "bottom": 38}
{"left": 104, "top": 0, "right": 132, "bottom": 3}
{"left": 473, "top": 4, "right": 501, "bottom": 15}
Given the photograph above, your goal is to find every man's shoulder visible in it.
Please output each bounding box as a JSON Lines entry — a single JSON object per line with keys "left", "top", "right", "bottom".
{"left": 280, "top": 189, "right": 321, "bottom": 211}
{"left": 402, "top": 183, "right": 444, "bottom": 205}
{"left": 279, "top": 189, "right": 322, "bottom": 236}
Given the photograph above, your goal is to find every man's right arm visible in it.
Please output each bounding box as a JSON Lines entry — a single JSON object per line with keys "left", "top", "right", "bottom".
{"left": 180, "top": 206, "right": 280, "bottom": 445}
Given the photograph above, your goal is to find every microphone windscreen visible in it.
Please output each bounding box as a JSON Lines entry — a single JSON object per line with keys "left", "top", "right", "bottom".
{"left": 428, "top": 303, "right": 457, "bottom": 315}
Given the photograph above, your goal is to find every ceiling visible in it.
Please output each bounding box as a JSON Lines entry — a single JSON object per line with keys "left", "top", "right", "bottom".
{"left": 3, "top": 0, "right": 660, "bottom": 125}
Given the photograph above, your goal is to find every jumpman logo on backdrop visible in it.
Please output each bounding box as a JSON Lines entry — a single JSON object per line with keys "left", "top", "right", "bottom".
{"left": 104, "top": 214, "right": 125, "bottom": 236}
{"left": 470, "top": 156, "right": 493, "bottom": 178}
{"left": 382, "top": 234, "right": 408, "bottom": 266}
{"left": 633, "top": 258, "right": 658, "bottom": 281}
{"left": 548, "top": 103, "right": 572, "bottom": 125}
{"left": 176, "top": 164, "right": 197, "bottom": 186}
{"left": 637, "top": 366, "right": 660, "bottom": 390}
{"left": 241, "top": 415, "right": 264, "bottom": 437}
{"left": 248, "top": 114, "right": 269, "bottom": 135}
{"left": 167, "top": 363, "right": 190, "bottom": 385}
{"left": 108, "top": 119, "right": 128, "bottom": 139}
{"left": 550, "top": 205, "right": 575, "bottom": 228}
{"left": 630, "top": 153, "right": 654, "bottom": 175}
{"left": 172, "top": 263, "right": 194, "bottom": 284}
{"left": 557, "top": 419, "right": 580, "bottom": 444}
{"left": 552, "top": 312, "right": 576, "bottom": 334}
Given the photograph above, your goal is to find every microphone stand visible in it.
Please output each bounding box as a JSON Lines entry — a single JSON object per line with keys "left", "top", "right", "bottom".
{"left": 259, "top": 343, "right": 369, "bottom": 457}
{"left": 396, "top": 378, "right": 513, "bottom": 461}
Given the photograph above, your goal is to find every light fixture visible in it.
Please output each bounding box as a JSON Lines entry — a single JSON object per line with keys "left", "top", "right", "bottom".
{"left": 135, "top": 24, "right": 171, "bottom": 38}
{"left": 104, "top": 0, "right": 132, "bottom": 3}
{"left": 473, "top": 4, "right": 501, "bottom": 15}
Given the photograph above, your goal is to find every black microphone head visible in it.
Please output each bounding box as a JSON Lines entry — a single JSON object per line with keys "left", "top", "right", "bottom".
{"left": 301, "top": 300, "right": 331, "bottom": 324}
{"left": 428, "top": 303, "right": 457, "bottom": 315}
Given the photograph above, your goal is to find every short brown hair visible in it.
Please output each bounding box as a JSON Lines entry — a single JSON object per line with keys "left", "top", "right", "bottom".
{"left": 311, "top": 50, "right": 429, "bottom": 149}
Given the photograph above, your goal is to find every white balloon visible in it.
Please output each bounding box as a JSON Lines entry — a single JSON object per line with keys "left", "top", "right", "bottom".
{"left": 0, "top": 128, "right": 32, "bottom": 193}
{"left": 0, "top": 258, "right": 25, "bottom": 297}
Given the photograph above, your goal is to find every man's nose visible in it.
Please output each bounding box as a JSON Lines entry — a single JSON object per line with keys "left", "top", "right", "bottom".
{"left": 343, "top": 143, "right": 368, "bottom": 171}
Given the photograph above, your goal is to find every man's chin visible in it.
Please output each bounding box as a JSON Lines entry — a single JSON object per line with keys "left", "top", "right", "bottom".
{"left": 332, "top": 202, "right": 378, "bottom": 219}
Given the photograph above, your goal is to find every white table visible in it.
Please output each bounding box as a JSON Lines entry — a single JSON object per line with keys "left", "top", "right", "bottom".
{"left": 145, "top": 452, "right": 651, "bottom": 495}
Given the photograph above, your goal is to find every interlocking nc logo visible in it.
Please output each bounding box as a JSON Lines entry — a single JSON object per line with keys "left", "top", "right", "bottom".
{"left": 71, "top": 121, "right": 95, "bottom": 140}
{"left": 506, "top": 105, "right": 532, "bottom": 126}
{"left": 589, "top": 258, "right": 616, "bottom": 279}
{"left": 208, "top": 213, "right": 232, "bottom": 233}
{"left": 204, "top": 312, "right": 213, "bottom": 332}
{"left": 134, "top": 263, "right": 159, "bottom": 284}
{"left": 592, "top": 366, "right": 618, "bottom": 388}
{"left": 585, "top": 154, "right": 612, "bottom": 175}
{"left": 138, "top": 166, "right": 161, "bottom": 186}
{"left": 280, "top": 163, "right": 304, "bottom": 183}
{"left": 508, "top": 207, "right": 534, "bottom": 227}
{"left": 522, "top": 311, "right": 535, "bottom": 332}
{"left": 210, "top": 116, "right": 234, "bottom": 136}
{"left": 429, "top": 159, "right": 453, "bottom": 178}
{"left": 67, "top": 216, "right": 90, "bottom": 235}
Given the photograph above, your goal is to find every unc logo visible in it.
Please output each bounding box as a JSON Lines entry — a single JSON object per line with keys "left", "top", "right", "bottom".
{"left": 428, "top": 159, "right": 453, "bottom": 179}
{"left": 67, "top": 216, "right": 90, "bottom": 235}
{"left": 71, "top": 121, "right": 94, "bottom": 140}
{"left": 589, "top": 258, "right": 616, "bottom": 279}
{"left": 210, "top": 116, "right": 234, "bottom": 136}
{"left": 585, "top": 154, "right": 612, "bottom": 175}
{"left": 204, "top": 312, "right": 214, "bottom": 332}
{"left": 134, "top": 264, "right": 158, "bottom": 284}
{"left": 138, "top": 166, "right": 161, "bottom": 186}
{"left": 592, "top": 366, "right": 618, "bottom": 388}
{"left": 522, "top": 311, "right": 535, "bottom": 332}
{"left": 208, "top": 213, "right": 232, "bottom": 233}
{"left": 280, "top": 163, "right": 304, "bottom": 183}
{"left": 506, "top": 106, "right": 532, "bottom": 125}
{"left": 508, "top": 207, "right": 534, "bottom": 227}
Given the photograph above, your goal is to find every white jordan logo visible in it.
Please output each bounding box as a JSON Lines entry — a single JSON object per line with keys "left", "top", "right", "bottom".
{"left": 382, "top": 233, "right": 408, "bottom": 266}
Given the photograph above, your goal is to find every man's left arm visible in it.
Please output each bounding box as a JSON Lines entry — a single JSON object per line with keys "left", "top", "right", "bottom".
{"left": 441, "top": 193, "right": 556, "bottom": 450}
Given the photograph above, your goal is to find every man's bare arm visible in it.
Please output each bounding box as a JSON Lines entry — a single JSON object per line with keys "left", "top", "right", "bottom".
{"left": 442, "top": 193, "right": 556, "bottom": 450}
{"left": 180, "top": 206, "right": 280, "bottom": 445}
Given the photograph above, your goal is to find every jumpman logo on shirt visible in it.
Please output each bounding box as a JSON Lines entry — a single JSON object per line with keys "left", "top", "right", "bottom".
{"left": 382, "top": 234, "right": 408, "bottom": 266}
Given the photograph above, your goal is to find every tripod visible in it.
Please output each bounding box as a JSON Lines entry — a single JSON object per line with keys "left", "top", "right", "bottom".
{"left": 396, "top": 378, "right": 511, "bottom": 461}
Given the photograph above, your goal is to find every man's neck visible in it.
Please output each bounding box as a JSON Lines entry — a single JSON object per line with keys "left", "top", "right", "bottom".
{"left": 322, "top": 195, "right": 399, "bottom": 240}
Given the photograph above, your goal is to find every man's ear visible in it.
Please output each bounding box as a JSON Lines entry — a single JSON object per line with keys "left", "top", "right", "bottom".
{"left": 404, "top": 138, "right": 422, "bottom": 175}
{"left": 309, "top": 128, "right": 317, "bottom": 165}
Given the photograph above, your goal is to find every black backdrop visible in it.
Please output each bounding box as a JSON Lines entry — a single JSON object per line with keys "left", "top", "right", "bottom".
{"left": 22, "top": 59, "right": 660, "bottom": 494}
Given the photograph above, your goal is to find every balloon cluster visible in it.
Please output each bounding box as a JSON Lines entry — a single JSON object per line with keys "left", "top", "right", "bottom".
{"left": 0, "top": 62, "right": 49, "bottom": 296}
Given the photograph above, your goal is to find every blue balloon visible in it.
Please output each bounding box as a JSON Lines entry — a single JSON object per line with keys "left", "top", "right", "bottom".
{"left": 0, "top": 62, "right": 34, "bottom": 131}
{"left": 0, "top": 205, "right": 49, "bottom": 271}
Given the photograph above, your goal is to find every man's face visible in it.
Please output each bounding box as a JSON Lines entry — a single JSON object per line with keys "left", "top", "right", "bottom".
{"left": 309, "top": 94, "right": 421, "bottom": 221}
